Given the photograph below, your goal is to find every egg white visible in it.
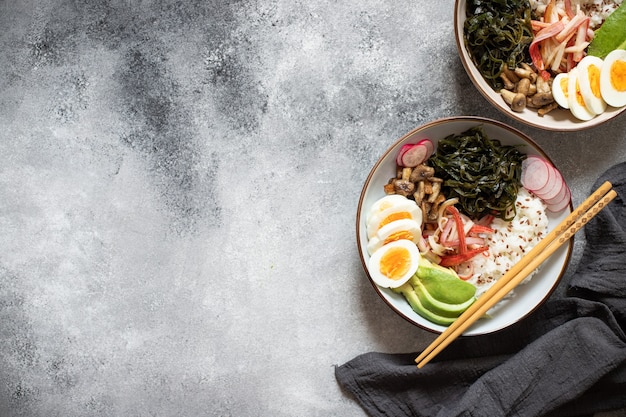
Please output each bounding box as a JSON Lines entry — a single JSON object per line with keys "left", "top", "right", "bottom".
{"left": 365, "top": 194, "right": 410, "bottom": 224}
{"left": 567, "top": 67, "right": 596, "bottom": 121}
{"left": 577, "top": 55, "right": 607, "bottom": 115}
{"left": 367, "top": 239, "right": 420, "bottom": 288}
{"left": 366, "top": 200, "right": 422, "bottom": 239}
{"left": 367, "top": 218, "right": 422, "bottom": 255}
{"left": 552, "top": 72, "right": 570, "bottom": 109}
{"left": 600, "top": 49, "right": 626, "bottom": 108}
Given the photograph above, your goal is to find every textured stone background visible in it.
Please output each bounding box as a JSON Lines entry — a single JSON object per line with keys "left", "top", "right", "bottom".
{"left": 1, "top": 1, "right": 625, "bottom": 416}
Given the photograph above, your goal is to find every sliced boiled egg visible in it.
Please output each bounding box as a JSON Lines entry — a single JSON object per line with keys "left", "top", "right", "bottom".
{"left": 567, "top": 67, "right": 596, "bottom": 121}
{"left": 367, "top": 218, "right": 422, "bottom": 255}
{"left": 552, "top": 72, "right": 570, "bottom": 109}
{"left": 577, "top": 55, "right": 607, "bottom": 115}
{"left": 367, "top": 239, "right": 420, "bottom": 288}
{"left": 366, "top": 200, "right": 422, "bottom": 239}
{"left": 600, "top": 49, "right": 626, "bottom": 108}
{"left": 365, "top": 194, "right": 411, "bottom": 224}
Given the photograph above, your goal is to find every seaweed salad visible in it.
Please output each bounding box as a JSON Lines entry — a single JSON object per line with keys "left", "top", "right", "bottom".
{"left": 429, "top": 126, "right": 526, "bottom": 221}
{"left": 464, "top": 0, "right": 534, "bottom": 90}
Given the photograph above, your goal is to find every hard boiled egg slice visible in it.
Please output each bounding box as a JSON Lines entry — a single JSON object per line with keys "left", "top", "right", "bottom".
{"left": 577, "top": 55, "right": 607, "bottom": 115}
{"left": 365, "top": 194, "right": 411, "bottom": 224}
{"left": 600, "top": 49, "right": 626, "bottom": 108}
{"left": 367, "top": 218, "right": 422, "bottom": 255}
{"left": 567, "top": 67, "right": 596, "bottom": 121}
{"left": 368, "top": 239, "right": 420, "bottom": 288}
{"left": 366, "top": 200, "right": 422, "bottom": 239}
{"left": 552, "top": 72, "right": 570, "bottom": 109}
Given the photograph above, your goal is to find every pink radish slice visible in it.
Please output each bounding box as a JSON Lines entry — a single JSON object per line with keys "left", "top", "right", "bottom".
{"left": 416, "top": 139, "right": 434, "bottom": 160}
{"left": 396, "top": 144, "right": 413, "bottom": 166}
{"left": 521, "top": 156, "right": 550, "bottom": 191}
{"left": 535, "top": 165, "right": 564, "bottom": 200}
{"left": 546, "top": 186, "right": 571, "bottom": 213}
{"left": 522, "top": 156, "right": 553, "bottom": 193}
{"left": 543, "top": 179, "right": 568, "bottom": 206}
{"left": 401, "top": 143, "right": 429, "bottom": 167}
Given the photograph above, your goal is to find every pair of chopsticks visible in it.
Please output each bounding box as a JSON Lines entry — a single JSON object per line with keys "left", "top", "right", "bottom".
{"left": 415, "top": 181, "right": 617, "bottom": 368}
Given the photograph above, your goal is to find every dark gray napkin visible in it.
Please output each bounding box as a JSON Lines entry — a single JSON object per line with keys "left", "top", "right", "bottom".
{"left": 336, "top": 163, "right": 626, "bottom": 417}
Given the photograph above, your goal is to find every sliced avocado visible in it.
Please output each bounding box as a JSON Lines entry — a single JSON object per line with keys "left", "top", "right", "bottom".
{"left": 412, "top": 276, "right": 475, "bottom": 318}
{"left": 394, "top": 283, "right": 457, "bottom": 326}
{"left": 416, "top": 258, "right": 476, "bottom": 304}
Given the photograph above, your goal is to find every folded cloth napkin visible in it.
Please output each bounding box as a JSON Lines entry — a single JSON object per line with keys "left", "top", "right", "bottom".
{"left": 336, "top": 163, "right": 626, "bottom": 417}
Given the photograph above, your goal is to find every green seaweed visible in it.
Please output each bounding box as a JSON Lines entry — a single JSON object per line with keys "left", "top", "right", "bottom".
{"left": 464, "top": 0, "right": 534, "bottom": 90}
{"left": 429, "top": 126, "right": 526, "bottom": 220}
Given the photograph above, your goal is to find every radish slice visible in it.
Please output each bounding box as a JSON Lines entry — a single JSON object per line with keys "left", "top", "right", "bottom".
{"left": 547, "top": 186, "right": 571, "bottom": 213}
{"left": 401, "top": 143, "right": 429, "bottom": 167}
{"left": 543, "top": 179, "right": 568, "bottom": 206}
{"left": 534, "top": 165, "right": 563, "bottom": 200}
{"left": 416, "top": 139, "right": 434, "bottom": 160}
{"left": 522, "top": 156, "right": 553, "bottom": 193}
{"left": 396, "top": 144, "right": 413, "bottom": 166}
{"left": 522, "top": 155, "right": 571, "bottom": 212}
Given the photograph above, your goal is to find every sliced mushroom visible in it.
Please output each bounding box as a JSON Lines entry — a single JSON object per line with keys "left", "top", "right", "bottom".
{"left": 500, "top": 89, "right": 526, "bottom": 112}
{"left": 427, "top": 181, "right": 442, "bottom": 204}
{"left": 393, "top": 179, "right": 415, "bottom": 196}
{"left": 409, "top": 164, "right": 435, "bottom": 182}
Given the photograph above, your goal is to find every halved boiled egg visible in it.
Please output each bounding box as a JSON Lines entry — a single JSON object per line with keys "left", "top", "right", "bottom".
{"left": 367, "top": 218, "right": 422, "bottom": 255}
{"left": 366, "top": 199, "right": 422, "bottom": 239}
{"left": 365, "top": 194, "right": 409, "bottom": 224}
{"left": 567, "top": 67, "right": 596, "bottom": 121}
{"left": 367, "top": 239, "right": 420, "bottom": 288}
{"left": 600, "top": 49, "right": 626, "bottom": 108}
{"left": 552, "top": 72, "right": 570, "bottom": 109}
{"left": 577, "top": 55, "right": 607, "bottom": 115}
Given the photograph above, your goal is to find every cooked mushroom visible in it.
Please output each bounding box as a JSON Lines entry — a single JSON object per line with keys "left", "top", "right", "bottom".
{"left": 516, "top": 77, "right": 531, "bottom": 96}
{"left": 500, "top": 73, "right": 515, "bottom": 90}
{"left": 427, "top": 181, "right": 442, "bottom": 204}
{"left": 500, "top": 89, "right": 526, "bottom": 112}
{"left": 502, "top": 67, "right": 520, "bottom": 83}
{"left": 531, "top": 92, "right": 555, "bottom": 107}
{"left": 409, "top": 164, "right": 435, "bottom": 182}
{"left": 537, "top": 101, "right": 559, "bottom": 116}
{"left": 393, "top": 179, "right": 415, "bottom": 196}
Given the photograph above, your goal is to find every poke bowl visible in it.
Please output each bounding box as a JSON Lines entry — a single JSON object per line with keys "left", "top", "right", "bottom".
{"left": 454, "top": 0, "right": 626, "bottom": 131}
{"left": 357, "top": 117, "right": 573, "bottom": 335}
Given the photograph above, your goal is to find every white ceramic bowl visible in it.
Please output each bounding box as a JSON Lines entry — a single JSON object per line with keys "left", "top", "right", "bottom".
{"left": 357, "top": 117, "right": 573, "bottom": 335}
{"left": 454, "top": 0, "right": 626, "bottom": 131}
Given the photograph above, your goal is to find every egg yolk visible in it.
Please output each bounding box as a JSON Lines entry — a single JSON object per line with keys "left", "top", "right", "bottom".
{"left": 575, "top": 78, "right": 585, "bottom": 106}
{"left": 383, "top": 230, "right": 416, "bottom": 245}
{"left": 588, "top": 64, "right": 602, "bottom": 98}
{"left": 379, "top": 212, "right": 412, "bottom": 229}
{"left": 610, "top": 60, "right": 626, "bottom": 92}
{"left": 379, "top": 246, "right": 412, "bottom": 280}
{"left": 559, "top": 76, "right": 569, "bottom": 99}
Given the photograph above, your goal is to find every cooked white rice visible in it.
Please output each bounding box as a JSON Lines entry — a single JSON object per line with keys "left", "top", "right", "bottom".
{"left": 467, "top": 188, "right": 549, "bottom": 298}
{"left": 529, "top": 0, "right": 622, "bottom": 29}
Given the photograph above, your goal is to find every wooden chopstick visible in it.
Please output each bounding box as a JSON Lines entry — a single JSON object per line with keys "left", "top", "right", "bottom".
{"left": 415, "top": 181, "right": 616, "bottom": 368}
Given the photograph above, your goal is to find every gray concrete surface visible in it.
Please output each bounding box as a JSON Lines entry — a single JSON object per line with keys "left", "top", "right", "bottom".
{"left": 1, "top": 1, "right": 625, "bottom": 416}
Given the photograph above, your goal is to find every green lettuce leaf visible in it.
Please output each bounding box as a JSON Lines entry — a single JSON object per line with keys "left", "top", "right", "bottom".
{"left": 588, "top": 4, "right": 626, "bottom": 59}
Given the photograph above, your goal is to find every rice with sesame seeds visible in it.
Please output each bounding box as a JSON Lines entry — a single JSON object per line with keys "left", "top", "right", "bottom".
{"left": 529, "top": 0, "right": 622, "bottom": 29}
{"left": 467, "top": 188, "right": 549, "bottom": 298}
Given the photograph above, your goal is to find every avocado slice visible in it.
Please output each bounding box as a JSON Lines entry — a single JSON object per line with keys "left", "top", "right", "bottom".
{"left": 411, "top": 275, "right": 476, "bottom": 318}
{"left": 394, "top": 283, "right": 457, "bottom": 326}
{"left": 416, "top": 258, "right": 476, "bottom": 305}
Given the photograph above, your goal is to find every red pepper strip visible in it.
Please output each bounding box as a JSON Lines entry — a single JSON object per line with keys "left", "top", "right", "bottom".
{"left": 469, "top": 224, "right": 494, "bottom": 234}
{"left": 446, "top": 205, "right": 467, "bottom": 255}
{"left": 439, "top": 246, "right": 490, "bottom": 268}
{"left": 530, "top": 20, "right": 565, "bottom": 70}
